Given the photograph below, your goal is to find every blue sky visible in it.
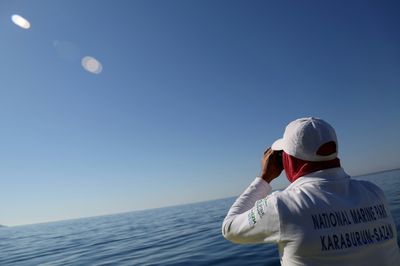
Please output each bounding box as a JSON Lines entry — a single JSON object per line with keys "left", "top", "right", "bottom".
{"left": 1, "top": 0, "right": 400, "bottom": 226}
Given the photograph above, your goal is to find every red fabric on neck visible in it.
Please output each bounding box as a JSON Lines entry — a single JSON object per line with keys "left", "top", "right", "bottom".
{"left": 282, "top": 152, "right": 341, "bottom": 183}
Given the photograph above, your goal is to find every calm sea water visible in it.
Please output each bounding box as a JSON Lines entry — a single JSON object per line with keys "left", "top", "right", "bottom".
{"left": 1, "top": 169, "right": 399, "bottom": 266}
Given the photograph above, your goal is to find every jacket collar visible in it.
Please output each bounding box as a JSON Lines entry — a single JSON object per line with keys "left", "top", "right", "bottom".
{"left": 286, "top": 167, "right": 350, "bottom": 189}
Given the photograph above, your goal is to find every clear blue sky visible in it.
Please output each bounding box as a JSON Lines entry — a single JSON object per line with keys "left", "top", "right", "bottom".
{"left": 1, "top": 0, "right": 400, "bottom": 226}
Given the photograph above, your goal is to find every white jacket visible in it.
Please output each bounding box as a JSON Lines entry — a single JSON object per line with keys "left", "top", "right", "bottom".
{"left": 222, "top": 167, "right": 400, "bottom": 266}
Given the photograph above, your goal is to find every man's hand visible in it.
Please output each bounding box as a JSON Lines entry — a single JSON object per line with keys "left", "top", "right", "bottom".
{"left": 260, "top": 148, "right": 283, "bottom": 183}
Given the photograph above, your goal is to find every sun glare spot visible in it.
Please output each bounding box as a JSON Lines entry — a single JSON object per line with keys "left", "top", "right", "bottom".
{"left": 11, "top": 14, "right": 31, "bottom": 29}
{"left": 81, "top": 56, "right": 103, "bottom": 74}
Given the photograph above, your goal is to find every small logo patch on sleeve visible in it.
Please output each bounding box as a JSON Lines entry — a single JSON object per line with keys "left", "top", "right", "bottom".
{"left": 256, "top": 199, "right": 267, "bottom": 218}
{"left": 248, "top": 209, "right": 257, "bottom": 226}
{"left": 248, "top": 199, "right": 268, "bottom": 226}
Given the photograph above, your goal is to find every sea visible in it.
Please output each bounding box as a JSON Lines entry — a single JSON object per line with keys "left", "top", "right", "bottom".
{"left": 1, "top": 169, "right": 399, "bottom": 266}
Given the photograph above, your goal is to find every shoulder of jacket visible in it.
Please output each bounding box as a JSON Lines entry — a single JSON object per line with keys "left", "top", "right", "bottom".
{"left": 351, "top": 179, "right": 385, "bottom": 195}
{"left": 268, "top": 188, "right": 298, "bottom": 204}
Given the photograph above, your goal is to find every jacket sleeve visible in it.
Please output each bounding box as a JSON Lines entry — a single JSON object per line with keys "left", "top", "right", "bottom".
{"left": 222, "top": 177, "right": 281, "bottom": 244}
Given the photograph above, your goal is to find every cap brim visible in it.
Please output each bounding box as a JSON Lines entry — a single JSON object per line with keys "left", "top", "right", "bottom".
{"left": 271, "top": 138, "right": 284, "bottom": 151}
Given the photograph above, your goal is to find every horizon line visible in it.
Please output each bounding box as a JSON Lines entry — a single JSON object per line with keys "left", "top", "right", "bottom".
{"left": 3, "top": 167, "right": 399, "bottom": 228}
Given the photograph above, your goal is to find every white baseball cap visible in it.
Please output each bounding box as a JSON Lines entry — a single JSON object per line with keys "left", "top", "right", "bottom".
{"left": 271, "top": 117, "right": 338, "bottom": 162}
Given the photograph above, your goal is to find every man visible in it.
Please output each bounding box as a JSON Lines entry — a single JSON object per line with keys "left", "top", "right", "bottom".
{"left": 222, "top": 117, "right": 400, "bottom": 266}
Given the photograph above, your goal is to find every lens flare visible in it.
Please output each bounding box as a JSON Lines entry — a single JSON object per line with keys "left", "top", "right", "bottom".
{"left": 81, "top": 56, "right": 103, "bottom": 74}
{"left": 11, "top": 14, "right": 31, "bottom": 29}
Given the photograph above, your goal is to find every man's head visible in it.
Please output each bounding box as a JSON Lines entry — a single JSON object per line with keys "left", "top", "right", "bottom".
{"left": 271, "top": 117, "right": 338, "bottom": 161}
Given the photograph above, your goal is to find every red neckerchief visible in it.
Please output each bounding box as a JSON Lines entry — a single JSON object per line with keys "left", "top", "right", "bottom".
{"left": 282, "top": 151, "right": 341, "bottom": 183}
